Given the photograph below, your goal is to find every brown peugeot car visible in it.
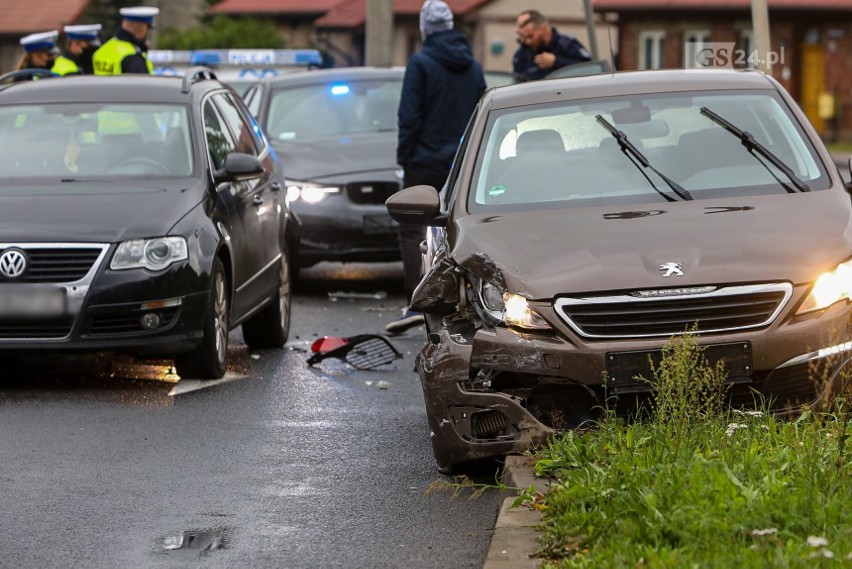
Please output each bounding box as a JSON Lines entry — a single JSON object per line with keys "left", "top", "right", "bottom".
{"left": 387, "top": 69, "right": 852, "bottom": 471}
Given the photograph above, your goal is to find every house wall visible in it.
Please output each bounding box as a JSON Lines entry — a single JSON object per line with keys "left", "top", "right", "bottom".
{"left": 611, "top": 11, "right": 852, "bottom": 141}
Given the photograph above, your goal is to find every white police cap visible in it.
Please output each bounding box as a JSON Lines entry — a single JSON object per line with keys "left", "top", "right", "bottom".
{"left": 19, "top": 31, "right": 60, "bottom": 54}
{"left": 64, "top": 24, "right": 102, "bottom": 42}
{"left": 119, "top": 6, "right": 160, "bottom": 24}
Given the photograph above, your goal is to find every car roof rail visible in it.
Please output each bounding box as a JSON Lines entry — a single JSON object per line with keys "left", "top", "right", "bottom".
{"left": 181, "top": 66, "right": 218, "bottom": 93}
{"left": 0, "top": 68, "right": 58, "bottom": 85}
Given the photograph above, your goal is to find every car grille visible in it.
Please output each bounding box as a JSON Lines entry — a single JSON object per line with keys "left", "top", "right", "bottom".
{"left": 0, "top": 247, "right": 104, "bottom": 283}
{"left": 346, "top": 182, "right": 400, "bottom": 205}
{"left": 554, "top": 283, "right": 791, "bottom": 339}
{"left": 0, "top": 317, "right": 74, "bottom": 339}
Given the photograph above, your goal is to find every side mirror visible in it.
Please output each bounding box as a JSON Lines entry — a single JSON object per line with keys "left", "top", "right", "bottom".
{"left": 386, "top": 185, "right": 447, "bottom": 226}
{"left": 214, "top": 153, "right": 264, "bottom": 184}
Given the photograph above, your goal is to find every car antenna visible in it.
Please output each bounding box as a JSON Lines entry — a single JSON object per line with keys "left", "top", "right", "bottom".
{"left": 606, "top": 15, "right": 616, "bottom": 75}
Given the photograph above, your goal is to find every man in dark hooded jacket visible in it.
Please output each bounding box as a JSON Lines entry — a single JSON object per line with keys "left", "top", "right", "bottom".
{"left": 388, "top": 0, "right": 486, "bottom": 334}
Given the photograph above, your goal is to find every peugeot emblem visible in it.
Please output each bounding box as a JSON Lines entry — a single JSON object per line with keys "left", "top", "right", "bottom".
{"left": 0, "top": 249, "right": 27, "bottom": 279}
{"left": 659, "top": 261, "right": 684, "bottom": 277}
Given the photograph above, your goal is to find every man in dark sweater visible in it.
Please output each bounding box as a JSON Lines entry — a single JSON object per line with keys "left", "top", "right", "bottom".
{"left": 388, "top": 0, "right": 486, "bottom": 334}
{"left": 513, "top": 10, "right": 591, "bottom": 82}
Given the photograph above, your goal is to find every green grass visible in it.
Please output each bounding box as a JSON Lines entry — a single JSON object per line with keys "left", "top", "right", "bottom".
{"left": 826, "top": 142, "right": 852, "bottom": 155}
{"left": 529, "top": 334, "right": 852, "bottom": 567}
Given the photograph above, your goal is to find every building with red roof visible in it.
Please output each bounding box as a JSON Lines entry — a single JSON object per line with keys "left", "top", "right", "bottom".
{"left": 594, "top": 0, "right": 852, "bottom": 140}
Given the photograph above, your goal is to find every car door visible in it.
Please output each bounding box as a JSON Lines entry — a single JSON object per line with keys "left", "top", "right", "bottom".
{"left": 203, "top": 96, "right": 265, "bottom": 319}
{"left": 212, "top": 92, "right": 282, "bottom": 297}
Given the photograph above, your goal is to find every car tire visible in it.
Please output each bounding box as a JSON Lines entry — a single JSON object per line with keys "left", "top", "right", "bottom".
{"left": 242, "top": 250, "right": 292, "bottom": 349}
{"left": 175, "top": 257, "right": 229, "bottom": 380}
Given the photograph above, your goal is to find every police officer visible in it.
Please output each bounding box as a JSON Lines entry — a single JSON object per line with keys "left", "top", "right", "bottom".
{"left": 52, "top": 24, "right": 102, "bottom": 76}
{"left": 512, "top": 10, "right": 591, "bottom": 82}
{"left": 15, "top": 31, "right": 60, "bottom": 73}
{"left": 92, "top": 6, "right": 159, "bottom": 75}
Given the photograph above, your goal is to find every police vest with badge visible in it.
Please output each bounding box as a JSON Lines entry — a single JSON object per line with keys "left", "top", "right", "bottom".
{"left": 93, "top": 6, "right": 158, "bottom": 75}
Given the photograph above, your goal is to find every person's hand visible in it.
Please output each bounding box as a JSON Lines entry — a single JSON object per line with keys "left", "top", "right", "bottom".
{"left": 64, "top": 137, "right": 80, "bottom": 173}
{"left": 533, "top": 52, "right": 556, "bottom": 69}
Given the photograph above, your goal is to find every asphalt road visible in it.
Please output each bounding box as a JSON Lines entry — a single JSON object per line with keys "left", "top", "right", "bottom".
{"left": 0, "top": 262, "right": 501, "bottom": 568}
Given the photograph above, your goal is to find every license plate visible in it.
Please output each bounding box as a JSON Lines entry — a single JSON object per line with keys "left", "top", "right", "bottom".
{"left": 606, "top": 342, "right": 752, "bottom": 392}
{"left": 0, "top": 286, "right": 65, "bottom": 317}
{"left": 363, "top": 214, "right": 397, "bottom": 236}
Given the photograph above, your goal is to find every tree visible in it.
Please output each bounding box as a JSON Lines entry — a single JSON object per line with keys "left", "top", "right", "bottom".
{"left": 156, "top": 16, "right": 285, "bottom": 50}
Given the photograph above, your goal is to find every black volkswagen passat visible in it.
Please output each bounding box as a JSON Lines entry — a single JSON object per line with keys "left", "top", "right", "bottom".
{"left": 0, "top": 70, "right": 291, "bottom": 379}
{"left": 241, "top": 68, "right": 404, "bottom": 275}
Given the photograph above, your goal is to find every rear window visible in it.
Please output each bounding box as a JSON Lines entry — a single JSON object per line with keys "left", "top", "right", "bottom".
{"left": 266, "top": 78, "right": 402, "bottom": 142}
{"left": 470, "top": 90, "right": 830, "bottom": 212}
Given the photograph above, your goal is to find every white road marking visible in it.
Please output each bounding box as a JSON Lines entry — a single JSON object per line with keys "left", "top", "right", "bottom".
{"left": 167, "top": 371, "right": 250, "bottom": 396}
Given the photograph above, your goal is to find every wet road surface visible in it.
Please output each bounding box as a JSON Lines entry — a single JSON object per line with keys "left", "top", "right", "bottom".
{"left": 0, "top": 262, "right": 502, "bottom": 568}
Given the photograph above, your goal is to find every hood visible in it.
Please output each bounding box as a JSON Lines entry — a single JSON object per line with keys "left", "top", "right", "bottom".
{"left": 453, "top": 191, "right": 852, "bottom": 299}
{"left": 0, "top": 181, "right": 201, "bottom": 243}
{"left": 272, "top": 132, "right": 399, "bottom": 183}
{"left": 422, "top": 30, "right": 474, "bottom": 72}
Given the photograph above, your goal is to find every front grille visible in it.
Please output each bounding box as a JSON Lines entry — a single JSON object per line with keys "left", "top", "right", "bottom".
{"left": 1, "top": 247, "right": 103, "bottom": 283}
{"left": 87, "top": 306, "right": 180, "bottom": 336}
{"left": 763, "top": 364, "right": 820, "bottom": 410}
{"left": 346, "top": 182, "right": 399, "bottom": 205}
{"left": 0, "top": 317, "right": 74, "bottom": 339}
{"left": 555, "top": 284, "right": 791, "bottom": 339}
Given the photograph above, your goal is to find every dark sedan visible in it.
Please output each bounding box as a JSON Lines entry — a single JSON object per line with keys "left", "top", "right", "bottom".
{"left": 242, "top": 68, "right": 404, "bottom": 274}
{"left": 0, "top": 70, "right": 291, "bottom": 379}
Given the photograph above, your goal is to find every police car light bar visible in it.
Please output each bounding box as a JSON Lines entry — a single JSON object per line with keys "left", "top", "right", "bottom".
{"left": 148, "top": 49, "right": 322, "bottom": 67}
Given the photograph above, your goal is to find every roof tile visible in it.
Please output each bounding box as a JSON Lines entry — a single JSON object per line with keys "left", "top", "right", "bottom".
{"left": 594, "top": 0, "right": 852, "bottom": 10}
{"left": 316, "top": 0, "right": 493, "bottom": 28}
{"left": 0, "top": 0, "right": 90, "bottom": 35}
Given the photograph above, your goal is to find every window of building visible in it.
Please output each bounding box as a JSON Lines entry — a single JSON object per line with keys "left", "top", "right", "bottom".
{"left": 683, "top": 30, "right": 711, "bottom": 68}
{"left": 638, "top": 31, "right": 665, "bottom": 70}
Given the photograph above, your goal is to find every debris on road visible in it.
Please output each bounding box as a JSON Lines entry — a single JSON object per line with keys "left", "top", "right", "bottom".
{"left": 327, "top": 290, "right": 388, "bottom": 301}
{"left": 307, "top": 334, "right": 402, "bottom": 370}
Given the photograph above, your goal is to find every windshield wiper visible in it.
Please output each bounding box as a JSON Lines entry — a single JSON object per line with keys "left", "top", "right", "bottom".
{"left": 699, "top": 107, "right": 809, "bottom": 192}
{"left": 596, "top": 115, "right": 693, "bottom": 201}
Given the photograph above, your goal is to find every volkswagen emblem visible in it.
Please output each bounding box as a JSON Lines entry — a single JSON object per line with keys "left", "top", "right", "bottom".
{"left": 659, "top": 261, "right": 684, "bottom": 277}
{"left": 0, "top": 248, "right": 27, "bottom": 279}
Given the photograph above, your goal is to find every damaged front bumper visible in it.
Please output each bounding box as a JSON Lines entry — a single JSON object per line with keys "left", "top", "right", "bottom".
{"left": 416, "top": 299, "right": 852, "bottom": 470}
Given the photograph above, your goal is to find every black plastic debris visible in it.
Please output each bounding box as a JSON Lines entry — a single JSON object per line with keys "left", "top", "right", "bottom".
{"left": 307, "top": 334, "right": 402, "bottom": 370}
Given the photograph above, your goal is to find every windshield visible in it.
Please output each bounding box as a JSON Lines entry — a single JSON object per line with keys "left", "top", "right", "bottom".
{"left": 0, "top": 103, "right": 193, "bottom": 179}
{"left": 470, "top": 90, "right": 829, "bottom": 212}
{"left": 266, "top": 78, "right": 402, "bottom": 142}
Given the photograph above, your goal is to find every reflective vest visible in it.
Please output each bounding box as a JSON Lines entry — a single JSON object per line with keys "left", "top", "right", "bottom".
{"left": 92, "top": 38, "right": 153, "bottom": 75}
{"left": 51, "top": 55, "right": 80, "bottom": 76}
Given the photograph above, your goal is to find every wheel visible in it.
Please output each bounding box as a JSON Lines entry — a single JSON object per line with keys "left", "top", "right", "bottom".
{"left": 242, "top": 249, "right": 292, "bottom": 349}
{"left": 109, "top": 156, "right": 171, "bottom": 175}
{"left": 175, "top": 258, "right": 229, "bottom": 379}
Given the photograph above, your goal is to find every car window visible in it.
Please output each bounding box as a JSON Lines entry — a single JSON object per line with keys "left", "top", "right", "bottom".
{"left": 470, "top": 90, "right": 829, "bottom": 211}
{"left": 265, "top": 78, "right": 402, "bottom": 142}
{"left": 203, "top": 98, "right": 238, "bottom": 170}
{"left": 212, "top": 93, "right": 259, "bottom": 157}
{"left": 243, "top": 85, "right": 262, "bottom": 118}
{"left": 0, "top": 103, "right": 192, "bottom": 178}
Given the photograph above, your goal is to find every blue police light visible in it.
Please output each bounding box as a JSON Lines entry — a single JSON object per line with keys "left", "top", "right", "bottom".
{"left": 190, "top": 51, "right": 222, "bottom": 66}
{"left": 330, "top": 84, "right": 350, "bottom": 96}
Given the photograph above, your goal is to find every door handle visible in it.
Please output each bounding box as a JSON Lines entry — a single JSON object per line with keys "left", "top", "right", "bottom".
{"left": 252, "top": 194, "right": 264, "bottom": 206}
{"left": 270, "top": 181, "right": 282, "bottom": 192}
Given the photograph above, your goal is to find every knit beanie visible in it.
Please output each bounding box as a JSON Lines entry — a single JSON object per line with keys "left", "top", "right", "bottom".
{"left": 420, "top": 0, "right": 454, "bottom": 36}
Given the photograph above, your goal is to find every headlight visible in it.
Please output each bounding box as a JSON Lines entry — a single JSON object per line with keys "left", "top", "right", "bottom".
{"left": 798, "top": 259, "right": 852, "bottom": 313}
{"left": 285, "top": 180, "right": 341, "bottom": 204}
{"left": 503, "top": 292, "right": 551, "bottom": 330}
{"left": 110, "top": 237, "right": 188, "bottom": 271}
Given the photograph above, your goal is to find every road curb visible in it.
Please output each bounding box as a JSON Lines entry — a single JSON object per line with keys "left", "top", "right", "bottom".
{"left": 483, "top": 455, "right": 550, "bottom": 569}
